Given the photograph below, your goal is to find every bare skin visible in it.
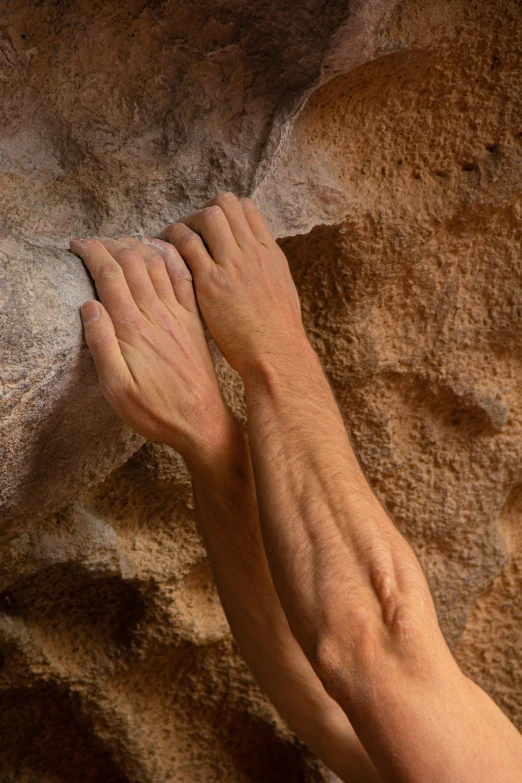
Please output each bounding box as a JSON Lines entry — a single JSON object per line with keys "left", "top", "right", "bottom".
{"left": 71, "top": 193, "right": 522, "bottom": 782}
{"left": 70, "top": 232, "right": 380, "bottom": 781}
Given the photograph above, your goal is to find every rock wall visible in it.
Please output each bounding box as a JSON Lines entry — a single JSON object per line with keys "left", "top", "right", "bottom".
{"left": 0, "top": 0, "right": 521, "bottom": 780}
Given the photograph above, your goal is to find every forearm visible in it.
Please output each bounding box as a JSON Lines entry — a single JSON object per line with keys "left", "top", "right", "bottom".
{"left": 242, "top": 339, "right": 441, "bottom": 683}
{"left": 189, "top": 416, "right": 280, "bottom": 633}
{"left": 189, "top": 415, "right": 380, "bottom": 782}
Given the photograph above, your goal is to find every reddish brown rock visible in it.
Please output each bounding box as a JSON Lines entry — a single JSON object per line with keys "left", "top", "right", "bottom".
{"left": 0, "top": 0, "right": 396, "bottom": 534}
{"left": 0, "top": 0, "right": 521, "bottom": 780}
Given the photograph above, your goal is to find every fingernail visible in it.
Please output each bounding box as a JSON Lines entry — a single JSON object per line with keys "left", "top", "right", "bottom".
{"left": 81, "top": 301, "right": 101, "bottom": 324}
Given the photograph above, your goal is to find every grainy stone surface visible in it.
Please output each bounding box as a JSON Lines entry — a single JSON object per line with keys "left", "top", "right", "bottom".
{"left": 0, "top": 232, "right": 144, "bottom": 533}
{"left": 0, "top": 0, "right": 396, "bottom": 533}
{"left": 0, "top": 0, "right": 521, "bottom": 780}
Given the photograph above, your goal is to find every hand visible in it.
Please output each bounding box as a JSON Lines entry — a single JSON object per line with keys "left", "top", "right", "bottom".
{"left": 69, "top": 235, "right": 234, "bottom": 470}
{"left": 161, "top": 193, "right": 308, "bottom": 377}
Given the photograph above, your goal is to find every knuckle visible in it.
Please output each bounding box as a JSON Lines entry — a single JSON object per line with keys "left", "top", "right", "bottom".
{"left": 207, "top": 264, "right": 226, "bottom": 287}
{"left": 117, "top": 248, "right": 140, "bottom": 265}
{"left": 118, "top": 310, "right": 146, "bottom": 335}
{"left": 240, "top": 197, "right": 255, "bottom": 210}
{"left": 152, "top": 303, "right": 174, "bottom": 331}
{"left": 172, "top": 264, "right": 193, "bottom": 282}
{"left": 164, "top": 248, "right": 193, "bottom": 279}
{"left": 129, "top": 311, "right": 147, "bottom": 331}
{"left": 98, "top": 260, "right": 122, "bottom": 282}
{"left": 145, "top": 252, "right": 166, "bottom": 269}
{"left": 249, "top": 244, "right": 266, "bottom": 265}
{"left": 88, "top": 330, "right": 112, "bottom": 351}
{"left": 180, "top": 230, "right": 201, "bottom": 248}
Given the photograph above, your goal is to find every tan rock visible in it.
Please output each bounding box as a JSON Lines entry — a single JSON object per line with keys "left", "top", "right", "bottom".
{"left": 1, "top": 0, "right": 521, "bottom": 780}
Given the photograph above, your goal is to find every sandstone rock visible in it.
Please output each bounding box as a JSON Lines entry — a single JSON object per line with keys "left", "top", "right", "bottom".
{"left": 0, "top": 232, "right": 144, "bottom": 534}
{"left": 0, "top": 0, "right": 395, "bottom": 534}
{"left": 1, "top": 0, "right": 522, "bottom": 780}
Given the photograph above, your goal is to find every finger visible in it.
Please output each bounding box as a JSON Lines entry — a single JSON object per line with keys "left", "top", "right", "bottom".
{"left": 160, "top": 222, "right": 214, "bottom": 280}
{"left": 141, "top": 237, "right": 198, "bottom": 313}
{"left": 239, "top": 198, "right": 275, "bottom": 246}
{"left": 96, "top": 238, "right": 158, "bottom": 311}
{"left": 80, "top": 300, "right": 129, "bottom": 391}
{"left": 117, "top": 236, "right": 179, "bottom": 312}
{"left": 179, "top": 205, "right": 237, "bottom": 265}
{"left": 203, "top": 192, "right": 254, "bottom": 249}
{"left": 70, "top": 238, "right": 141, "bottom": 326}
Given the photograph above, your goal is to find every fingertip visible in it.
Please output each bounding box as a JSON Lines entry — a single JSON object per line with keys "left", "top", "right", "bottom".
{"left": 96, "top": 237, "right": 126, "bottom": 250}
{"left": 239, "top": 197, "right": 273, "bottom": 243}
{"left": 71, "top": 237, "right": 106, "bottom": 258}
{"left": 202, "top": 204, "right": 223, "bottom": 218}
{"left": 239, "top": 197, "right": 260, "bottom": 215}
{"left": 70, "top": 237, "right": 89, "bottom": 254}
{"left": 81, "top": 300, "right": 101, "bottom": 324}
{"left": 116, "top": 236, "right": 137, "bottom": 248}
{"left": 159, "top": 224, "right": 175, "bottom": 241}
{"left": 143, "top": 237, "right": 192, "bottom": 270}
{"left": 142, "top": 236, "right": 173, "bottom": 252}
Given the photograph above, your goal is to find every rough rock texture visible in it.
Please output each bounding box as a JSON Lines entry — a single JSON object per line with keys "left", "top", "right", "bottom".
{"left": 0, "top": 0, "right": 397, "bottom": 532}
{"left": 1, "top": 0, "right": 521, "bottom": 779}
{"left": 0, "top": 232, "right": 144, "bottom": 532}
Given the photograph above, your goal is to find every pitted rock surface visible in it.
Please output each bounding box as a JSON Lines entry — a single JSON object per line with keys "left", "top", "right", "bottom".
{"left": 0, "top": 0, "right": 396, "bottom": 531}
{"left": 1, "top": 0, "right": 521, "bottom": 780}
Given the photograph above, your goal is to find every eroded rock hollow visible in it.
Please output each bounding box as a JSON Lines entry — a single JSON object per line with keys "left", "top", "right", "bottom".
{"left": 0, "top": 0, "right": 521, "bottom": 780}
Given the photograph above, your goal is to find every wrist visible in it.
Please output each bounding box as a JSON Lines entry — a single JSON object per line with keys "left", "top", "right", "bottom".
{"left": 241, "top": 335, "right": 322, "bottom": 394}
{"left": 175, "top": 408, "right": 247, "bottom": 484}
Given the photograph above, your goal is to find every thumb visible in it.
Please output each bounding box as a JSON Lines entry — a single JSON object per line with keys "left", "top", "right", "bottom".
{"left": 81, "top": 300, "right": 127, "bottom": 390}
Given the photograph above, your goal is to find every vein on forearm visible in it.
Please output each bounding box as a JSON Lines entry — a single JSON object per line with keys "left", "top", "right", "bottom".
{"left": 243, "top": 350, "right": 425, "bottom": 664}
